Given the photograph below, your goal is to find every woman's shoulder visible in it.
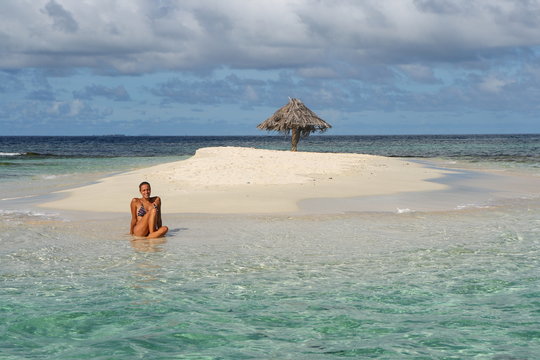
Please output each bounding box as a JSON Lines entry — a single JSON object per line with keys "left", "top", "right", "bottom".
{"left": 131, "top": 197, "right": 141, "bottom": 204}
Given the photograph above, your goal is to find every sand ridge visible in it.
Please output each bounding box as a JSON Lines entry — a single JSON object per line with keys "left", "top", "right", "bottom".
{"left": 39, "top": 146, "right": 451, "bottom": 214}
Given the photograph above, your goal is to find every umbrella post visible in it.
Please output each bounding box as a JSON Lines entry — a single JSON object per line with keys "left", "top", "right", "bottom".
{"left": 291, "top": 128, "right": 300, "bottom": 151}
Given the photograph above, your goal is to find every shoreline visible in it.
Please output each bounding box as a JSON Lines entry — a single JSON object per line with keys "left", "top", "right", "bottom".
{"left": 38, "top": 146, "right": 453, "bottom": 214}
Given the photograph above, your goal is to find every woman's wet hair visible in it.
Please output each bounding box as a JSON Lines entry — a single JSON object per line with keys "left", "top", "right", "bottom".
{"left": 139, "top": 181, "right": 151, "bottom": 190}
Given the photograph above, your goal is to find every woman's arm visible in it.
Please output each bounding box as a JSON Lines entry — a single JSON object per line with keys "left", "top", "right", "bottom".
{"left": 155, "top": 196, "right": 162, "bottom": 228}
{"left": 130, "top": 198, "right": 138, "bottom": 234}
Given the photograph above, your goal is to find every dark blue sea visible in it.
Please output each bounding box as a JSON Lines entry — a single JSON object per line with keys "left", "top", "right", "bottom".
{"left": 1, "top": 134, "right": 539, "bottom": 159}
{"left": 1, "top": 135, "right": 539, "bottom": 359}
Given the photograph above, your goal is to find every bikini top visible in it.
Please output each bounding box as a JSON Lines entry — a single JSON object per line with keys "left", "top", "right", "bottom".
{"left": 137, "top": 201, "right": 158, "bottom": 217}
{"left": 137, "top": 204, "right": 147, "bottom": 217}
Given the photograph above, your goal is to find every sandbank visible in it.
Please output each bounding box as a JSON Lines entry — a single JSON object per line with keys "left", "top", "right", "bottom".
{"left": 39, "top": 146, "right": 452, "bottom": 214}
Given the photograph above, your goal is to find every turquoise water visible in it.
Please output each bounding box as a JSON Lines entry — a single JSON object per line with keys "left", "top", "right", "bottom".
{"left": 2, "top": 207, "right": 539, "bottom": 359}
{"left": 1, "top": 135, "right": 539, "bottom": 359}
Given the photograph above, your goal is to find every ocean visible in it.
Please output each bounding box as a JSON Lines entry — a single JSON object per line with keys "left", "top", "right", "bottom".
{"left": 1, "top": 135, "right": 539, "bottom": 359}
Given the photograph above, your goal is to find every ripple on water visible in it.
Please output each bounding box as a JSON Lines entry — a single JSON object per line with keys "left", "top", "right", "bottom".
{"left": 1, "top": 205, "right": 540, "bottom": 358}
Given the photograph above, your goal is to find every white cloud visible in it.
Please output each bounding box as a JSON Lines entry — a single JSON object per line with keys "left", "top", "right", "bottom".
{"left": 68, "top": 99, "right": 84, "bottom": 116}
{"left": 47, "top": 99, "right": 89, "bottom": 116}
{"left": 398, "top": 64, "right": 439, "bottom": 83}
{"left": 478, "top": 75, "right": 512, "bottom": 93}
{"left": 297, "top": 67, "right": 339, "bottom": 79}
{"left": 47, "top": 101, "right": 62, "bottom": 115}
{"left": 243, "top": 85, "right": 258, "bottom": 101}
{"left": 2, "top": 0, "right": 540, "bottom": 135}
{"left": 1, "top": 0, "right": 539, "bottom": 73}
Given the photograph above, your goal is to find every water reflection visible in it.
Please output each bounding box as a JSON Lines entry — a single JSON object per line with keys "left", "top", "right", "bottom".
{"left": 130, "top": 237, "right": 167, "bottom": 252}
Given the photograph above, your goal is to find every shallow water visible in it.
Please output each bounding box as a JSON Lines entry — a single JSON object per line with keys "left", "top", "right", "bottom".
{"left": 1, "top": 202, "right": 540, "bottom": 359}
{"left": 1, "top": 135, "right": 539, "bottom": 359}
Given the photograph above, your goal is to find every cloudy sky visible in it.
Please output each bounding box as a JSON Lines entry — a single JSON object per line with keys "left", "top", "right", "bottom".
{"left": 1, "top": 0, "right": 540, "bottom": 135}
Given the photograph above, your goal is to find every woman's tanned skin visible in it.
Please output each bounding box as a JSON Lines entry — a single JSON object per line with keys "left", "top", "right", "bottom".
{"left": 130, "top": 182, "right": 168, "bottom": 238}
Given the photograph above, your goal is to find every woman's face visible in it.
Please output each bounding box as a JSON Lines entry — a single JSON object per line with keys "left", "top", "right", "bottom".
{"left": 140, "top": 184, "right": 151, "bottom": 199}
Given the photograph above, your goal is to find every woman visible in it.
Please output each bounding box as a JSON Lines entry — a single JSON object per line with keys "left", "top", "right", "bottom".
{"left": 130, "top": 181, "right": 168, "bottom": 238}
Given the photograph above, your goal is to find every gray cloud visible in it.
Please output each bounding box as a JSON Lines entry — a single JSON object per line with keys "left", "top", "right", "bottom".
{"left": 145, "top": 59, "right": 540, "bottom": 115}
{"left": 73, "top": 84, "right": 131, "bottom": 101}
{"left": 413, "top": 0, "right": 469, "bottom": 14}
{"left": 1, "top": 0, "right": 539, "bottom": 74}
{"left": 26, "top": 89, "right": 55, "bottom": 101}
{"left": 0, "top": 98, "right": 113, "bottom": 135}
{"left": 2, "top": 0, "right": 540, "bottom": 135}
{"left": 42, "top": 0, "right": 79, "bottom": 33}
{"left": 149, "top": 75, "right": 269, "bottom": 105}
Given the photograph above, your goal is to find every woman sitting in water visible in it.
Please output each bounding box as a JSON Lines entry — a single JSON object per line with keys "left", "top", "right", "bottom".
{"left": 130, "top": 181, "right": 168, "bottom": 238}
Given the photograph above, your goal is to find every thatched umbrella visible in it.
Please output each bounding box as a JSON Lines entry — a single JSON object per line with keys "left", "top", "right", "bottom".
{"left": 257, "top": 98, "right": 332, "bottom": 151}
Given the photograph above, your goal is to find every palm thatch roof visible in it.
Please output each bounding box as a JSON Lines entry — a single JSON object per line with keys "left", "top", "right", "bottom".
{"left": 257, "top": 98, "right": 331, "bottom": 138}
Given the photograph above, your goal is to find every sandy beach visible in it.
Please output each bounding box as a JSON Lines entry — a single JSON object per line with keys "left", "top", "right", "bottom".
{"left": 39, "top": 146, "right": 451, "bottom": 214}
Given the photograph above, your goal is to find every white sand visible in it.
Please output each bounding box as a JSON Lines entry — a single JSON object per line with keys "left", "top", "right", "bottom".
{"left": 39, "top": 147, "right": 451, "bottom": 214}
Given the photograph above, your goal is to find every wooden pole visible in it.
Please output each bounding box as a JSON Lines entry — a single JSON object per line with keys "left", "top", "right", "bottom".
{"left": 291, "top": 128, "right": 300, "bottom": 151}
